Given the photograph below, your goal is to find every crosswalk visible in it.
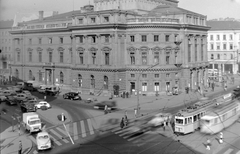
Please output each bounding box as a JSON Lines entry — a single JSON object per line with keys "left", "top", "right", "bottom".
{"left": 28, "top": 118, "right": 97, "bottom": 154}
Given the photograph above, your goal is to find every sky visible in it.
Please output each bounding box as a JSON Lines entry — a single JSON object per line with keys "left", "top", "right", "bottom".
{"left": 0, "top": 0, "right": 240, "bottom": 21}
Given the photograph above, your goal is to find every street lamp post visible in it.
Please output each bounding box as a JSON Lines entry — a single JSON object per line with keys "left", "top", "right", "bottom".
{"left": 136, "top": 63, "right": 159, "bottom": 117}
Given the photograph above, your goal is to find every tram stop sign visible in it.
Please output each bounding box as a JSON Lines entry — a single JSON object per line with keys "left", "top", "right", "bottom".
{"left": 57, "top": 113, "right": 66, "bottom": 122}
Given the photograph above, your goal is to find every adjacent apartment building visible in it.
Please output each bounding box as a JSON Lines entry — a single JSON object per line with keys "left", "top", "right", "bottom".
{"left": 0, "top": 20, "right": 13, "bottom": 82}
{"left": 207, "top": 20, "right": 240, "bottom": 80}
{"left": 10, "top": 0, "right": 210, "bottom": 95}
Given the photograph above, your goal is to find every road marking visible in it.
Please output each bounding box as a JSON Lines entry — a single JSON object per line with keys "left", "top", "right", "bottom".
{"left": 49, "top": 134, "right": 62, "bottom": 146}
{"left": 73, "top": 122, "right": 78, "bottom": 140}
{"left": 224, "top": 148, "right": 233, "bottom": 154}
{"left": 128, "top": 134, "right": 143, "bottom": 142}
{"left": 49, "top": 129, "right": 69, "bottom": 143}
{"left": 28, "top": 135, "right": 37, "bottom": 145}
{"left": 87, "top": 119, "right": 94, "bottom": 135}
{"left": 80, "top": 120, "right": 86, "bottom": 137}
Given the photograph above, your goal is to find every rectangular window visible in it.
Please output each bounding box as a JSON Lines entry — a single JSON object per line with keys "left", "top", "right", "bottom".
{"left": 217, "top": 35, "right": 220, "bottom": 40}
{"left": 38, "top": 38, "right": 42, "bottom": 44}
{"left": 154, "top": 35, "right": 159, "bottom": 42}
{"left": 105, "top": 35, "right": 109, "bottom": 43}
{"left": 49, "top": 52, "right": 52, "bottom": 62}
{"left": 166, "top": 54, "right": 170, "bottom": 64}
{"left": 105, "top": 53, "right": 109, "bottom": 65}
{"left": 39, "top": 52, "right": 42, "bottom": 62}
{"left": 29, "top": 38, "right": 32, "bottom": 45}
{"left": 48, "top": 38, "right": 52, "bottom": 44}
{"left": 230, "top": 43, "right": 233, "bottom": 50}
{"left": 60, "top": 52, "right": 63, "bottom": 63}
{"left": 79, "top": 53, "right": 84, "bottom": 64}
{"left": 130, "top": 53, "right": 135, "bottom": 65}
{"left": 142, "top": 35, "right": 147, "bottom": 42}
{"left": 154, "top": 82, "right": 160, "bottom": 91}
{"left": 92, "top": 53, "right": 96, "bottom": 64}
{"left": 17, "top": 52, "right": 20, "bottom": 61}
{"left": 166, "top": 73, "right": 170, "bottom": 78}
{"left": 142, "top": 74, "right": 147, "bottom": 78}
{"left": 91, "top": 17, "right": 96, "bottom": 23}
{"left": 78, "top": 18, "right": 83, "bottom": 24}
{"left": 223, "top": 43, "right": 227, "bottom": 50}
{"left": 229, "top": 34, "right": 233, "bottom": 40}
{"left": 195, "top": 39, "right": 198, "bottom": 61}
{"left": 17, "top": 39, "right": 20, "bottom": 45}
{"left": 142, "top": 82, "right": 147, "bottom": 92}
{"left": 210, "top": 43, "right": 214, "bottom": 50}
{"left": 142, "top": 52, "right": 147, "bottom": 65}
{"left": 165, "top": 35, "right": 170, "bottom": 42}
{"left": 79, "top": 36, "right": 83, "bottom": 43}
{"left": 130, "top": 74, "right": 135, "bottom": 78}
{"left": 211, "top": 54, "right": 214, "bottom": 59}
{"left": 104, "top": 16, "right": 109, "bottom": 22}
{"left": 59, "top": 37, "right": 63, "bottom": 44}
{"left": 154, "top": 52, "right": 159, "bottom": 64}
{"left": 91, "top": 36, "right": 96, "bottom": 43}
{"left": 210, "top": 35, "right": 213, "bottom": 40}
{"left": 29, "top": 52, "right": 32, "bottom": 62}
{"left": 130, "top": 35, "right": 135, "bottom": 42}
{"left": 223, "top": 35, "right": 226, "bottom": 40}
{"left": 154, "top": 74, "right": 159, "bottom": 78}
{"left": 217, "top": 43, "right": 220, "bottom": 50}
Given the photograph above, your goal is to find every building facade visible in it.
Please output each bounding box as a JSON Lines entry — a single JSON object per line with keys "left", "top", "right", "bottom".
{"left": 0, "top": 20, "right": 13, "bottom": 82}
{"left": 10, "top": 0, "right": 210, "bottom": 95}
{"left": 207, "top": 20, "right": 240, "bottom": 79}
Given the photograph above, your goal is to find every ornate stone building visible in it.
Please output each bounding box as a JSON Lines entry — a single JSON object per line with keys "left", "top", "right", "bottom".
{"left": 10, "top": 0, "right": 210, "bottom": 95}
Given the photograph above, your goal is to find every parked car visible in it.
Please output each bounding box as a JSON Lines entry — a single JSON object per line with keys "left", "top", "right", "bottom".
{"left": 93, "top": 100, "right": 117, "bottom": 110}
{"left": 5, "top": 93, "right": 18, "bottom": 105}
{"left": 22, "top": 90, "right": 32, "bottom": 97}
{"left": 35, "top": 101, "right": 51, "bottom": 110}
{"left": 36, "top": 131, "right": 51, "bottom": 151}
{"left": 15, "top": 93, "right": 29, "bottom": 103}
{"left": 45, "top": 86, "right": 60, "bottom": 96}
{"left": 20, "top": 101, "right": 37, "bottom": 112}
{"left": 1, "top": 90, "right": 16, "bottom": 97}
{"left": 38, "top": 85, "right": 47, "bottom": 94}
{"left": 63, "top": 92, "right": 81, "bottom": 100}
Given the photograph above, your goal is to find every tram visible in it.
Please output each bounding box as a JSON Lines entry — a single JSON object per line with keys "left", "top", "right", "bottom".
{"left": 174, "top": 93, "right": 232, "bottom": 135}
{"left": 200, "top": 99, "right": 240, "bottom": 134}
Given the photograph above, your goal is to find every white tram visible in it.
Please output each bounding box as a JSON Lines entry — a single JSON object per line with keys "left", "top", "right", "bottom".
{"left": 200, "top": 99, "right": 240, "bottom": 134}
{"left": 174, "top": 93, "right": 232, "bottom": 134}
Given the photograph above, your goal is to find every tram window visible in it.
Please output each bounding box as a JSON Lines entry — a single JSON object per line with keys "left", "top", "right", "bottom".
{"left": 193, "top": 115, "right": 197, "bottom": 122}
{"left": 189, "top": 117, "right": 193, "bottom": 123}
{"left": 176, "top": 118, "right": 183, "bottom": 124}
{"left": 197, "top": 114, "right": 200, "bottom": 120}
{"left": 204, "top": 120, "right": 210, "bottom": 124}
{"left": 214, "top": 118, "right": 218, "bottom": 124}
{"left": 185, "top": 118, "right": 187, "bottom": 124}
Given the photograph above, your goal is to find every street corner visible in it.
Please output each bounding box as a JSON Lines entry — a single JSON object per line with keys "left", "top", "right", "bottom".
{"left": 36, "top": 107, "right": 72, "bottom": 125}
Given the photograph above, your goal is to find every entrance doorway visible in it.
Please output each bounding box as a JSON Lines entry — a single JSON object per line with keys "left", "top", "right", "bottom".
{"left": 166, "top": 82, "right": 170, "bottom": 91}
{"left": 130, "top": 82, "right": 135, "bottom": 95}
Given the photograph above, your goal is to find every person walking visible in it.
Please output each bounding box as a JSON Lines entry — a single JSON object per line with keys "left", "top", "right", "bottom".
{"left": 120, "top": 117, "right": 125, "bottom": 129}
{"left": 18, "top": 141, "right": 22, "bottom": 154}
{"left": 104, "top": 105, "right": 108, "bottom": 114}
{"left": 163, "top": 121, "right": 166, "bottom": 131}
{"left": 219, "top": 132, "right": 223, "bottom": 144}
{"left": 206, "top": 138, "right": 211, "bottom": 150}
{"left": 124, "top": 114, "right": 128, "bottom": 126}
{"left": 18, "top": 124, "right": 21, "bottom": 136}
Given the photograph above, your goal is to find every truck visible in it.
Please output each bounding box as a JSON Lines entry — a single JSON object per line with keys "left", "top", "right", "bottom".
{"left": 23, "top": 112, "right": 42, "bottom": 133}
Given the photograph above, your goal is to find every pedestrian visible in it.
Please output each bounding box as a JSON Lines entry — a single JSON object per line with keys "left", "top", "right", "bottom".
{"left": 163, "top": 121, "right": 166, "bottom": 131}
{"left": 219, "top": 132, "right": 223, "bottom": 144}
{"left": 104, "top": 105, "right": 108, "bottom": 114}
{"left": 206, "top": 138, "right": 211, "bottom": 150}
{"left": 124, "top": 114, "right": 128, "bottom": 126}
{"left": 18, "top": 141, "right": 22, "bottom": 154}
{"left": 134, "top": 108, "right": 137, "bottom": 118}
{"left": 120, "top": 117, "right": 125, "bottom": 129}
{"left": 44, "top": 95, "right": 46, "bottom": 100}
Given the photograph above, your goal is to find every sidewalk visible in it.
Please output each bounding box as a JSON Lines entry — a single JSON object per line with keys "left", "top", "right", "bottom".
{"left": 0, "top": 127, "right": 32, "bottom": 154}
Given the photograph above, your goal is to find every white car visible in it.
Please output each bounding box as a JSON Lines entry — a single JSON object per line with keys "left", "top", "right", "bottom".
{"left": 35, "top": 101, "right": 51, "bottom": 109}
{"left": 36, "top": 131, "right": 51, "bottom": 150}
{"left": 147, "top": 113, "right": 172, "bottom": 127}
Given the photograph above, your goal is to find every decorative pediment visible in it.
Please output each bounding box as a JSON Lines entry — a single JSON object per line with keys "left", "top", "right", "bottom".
{"left": 46, "top": 47, "right": 54, "bottom": 52}
{"left": 57, "top": 47, "right": 65, "bottom": 51}
{"left": 15, "top": 48, "right": 21, "bottom": 51}
{"left": 139, "top": 46, "right": 149, "bottom": 52}
{"left": 164, "top": 46, "right": 172, "bottom": 54}
{"left": 36, "top": 47, "right": 43, "bottom": 51}
{"left": 101, "top": 46, "right": 111, "bottom": 52}
{"left": 27, "top": 48, "right": 33, "bottom": 51}
{"left": 127, "top": 46, "right": 137, "bottom": 52}
{"left": 77, "top": 47, "right": 85, "bottom": 52}
{"left": 151, "top": 46, "right": 162, "bottom": 52}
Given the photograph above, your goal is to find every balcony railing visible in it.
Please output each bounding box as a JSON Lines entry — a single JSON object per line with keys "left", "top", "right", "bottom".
{"left": 127, "top": 17, "right": 179, "bottom": 24}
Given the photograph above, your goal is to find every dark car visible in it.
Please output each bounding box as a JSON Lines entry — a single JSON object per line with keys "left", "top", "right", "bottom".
{"left": 20, "top": 101, "right": 36, "bottom": 113}
{"left": 63, "top": 92, "right": 81, "bottom": 100}
{"left": 93, "top": 100, "right": 117, "bottom": 110}
{"left": 5, "top": 94, "right": 18, "bottom": 105}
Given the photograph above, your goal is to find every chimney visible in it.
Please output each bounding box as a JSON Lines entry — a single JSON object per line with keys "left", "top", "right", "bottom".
{"left": 39, "top": 11, "right": 44, "bottom": 20}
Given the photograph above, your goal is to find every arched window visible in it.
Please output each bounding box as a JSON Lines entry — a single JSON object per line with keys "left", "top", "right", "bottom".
{"left": 104, "top": 76, "right": 108, "bottom": 90}
{"left": 60, "top": 72, "right": 64, "bottom": 83}
{"left": 29, "top": 70, "right": 32, "bottom": 80}
{"left": 90, "top": 75, "right": 95, "bottom": 88}
{"left": 78, "top": 74, "right": 82, "bottom": 87}
{"left": 15, "top": 69, "right": 19, "bottom": 79}
{"left": 130, "top": 52, "right": 135, "bottom": 65}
